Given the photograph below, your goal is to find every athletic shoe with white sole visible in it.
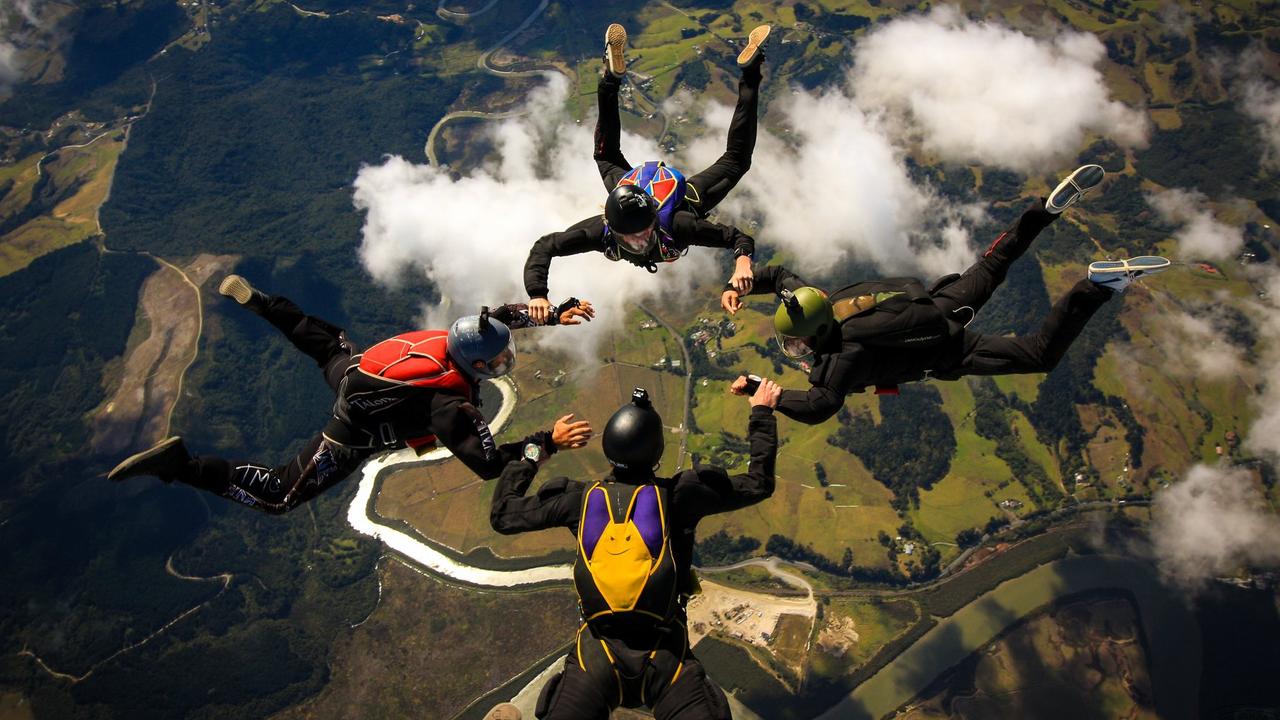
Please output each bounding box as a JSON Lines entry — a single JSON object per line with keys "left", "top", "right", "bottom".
{"left": 604, "top": 23, "right": 627, "bottom": 78}
{"left": 1088, "top": 256, "right": 1172, "bottom": 293}
{"left": 218, "top": 274, "right": 268, "bottom": 310}
{"left": 738, "top": 24, "right": 771, "bottom": 69}
{"left": 1045, "top": 164, "right": 1105, "bottom": 214}
{"left": 482, "top": 703, "right": 522, "bottom": 720}
{"left": 108, "top": 436, "right": 192, "bottom": 483}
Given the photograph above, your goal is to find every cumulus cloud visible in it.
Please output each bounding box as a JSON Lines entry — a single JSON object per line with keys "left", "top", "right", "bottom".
{"left": 1243, "top": 266, "right": 1280, "bottom": 462}
{"left": 0, "top": 0, "right": 52, "bottom": 93}
{"left": 1146, "top": 187, "right": 1245, "bottom": 259}
{"left": 684, "top": 90, "right": 981, "bottom": 280}
{"left": 847, "top": 6, "right": 1149, "bottom": 173}
{"left": 1161, "top": 309, "right": 1249, "bottom": 380}
{"left": 1150, "top": 464, "right": 1280, "bottom": 591}
{"left": 1240, "top": 75, "right": 1280, "bottom": 170}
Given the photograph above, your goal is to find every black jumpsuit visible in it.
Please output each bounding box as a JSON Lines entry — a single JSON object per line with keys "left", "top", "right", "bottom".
{"left": 489, "top": 406, "right": 778, "bottom": 720}
{"left": 753, "top": 202, "right": 1115, "bottom": 425}
{"left": 177, "top": 298, "right": 561, "bottom": 514}
{"left": 522, "top": 66, "right": 763, "bottom": 300}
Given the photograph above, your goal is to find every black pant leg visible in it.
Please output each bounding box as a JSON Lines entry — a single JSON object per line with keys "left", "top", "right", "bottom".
{"left": 952, "top": 279, "right": 1111, "bottom": 376}
{"left": 683, "top": 73, "right": 760, "bottom": 217}
{"left": 594, "top": 74, "right": 632, "bottom": 191}
{"left": 182, "top": 435, "right": 370, "bottom": 514}
{"left": 931, "top": 202, "right": 1057, "bottom": 317}
{"left": 537, "top": 655, "right": 613, "bottom": 720}
{"left": 650, "top": 655, "right": 731, "bottom": 720}
{"left": 258, "top": 295, "right": 353, "bottom": 378}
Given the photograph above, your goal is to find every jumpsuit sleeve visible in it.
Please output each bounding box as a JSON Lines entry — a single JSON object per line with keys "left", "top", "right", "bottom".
{"left": 523, "top": 216, "right": 606, "bottom": 299}
{"left": 490, "top": 460, "right": 585, "bottom": 534}
{"left": 671, "top": 406, "right": 777, "bottom": 525}
{"left": 775, "top": 349, "right": 863, "bottom": 425}
{"left": 741, "top": 263, "right": 810, "bottom": 297}
{"left": 430, "top": 395, "right": 555, "bottom": 480}
{"left": 671, "top": 212, "right": 755, "bottom": 257}
{"left": 490, "top": 298, "right": 584, "bottom": 329}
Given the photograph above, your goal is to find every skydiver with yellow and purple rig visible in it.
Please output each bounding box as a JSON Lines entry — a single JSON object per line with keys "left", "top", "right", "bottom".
{"left": 523, "top": 23, "right": 772, "bottom": 324}
{"left": 489, "top": 379, "right": 781, "bottom": 720}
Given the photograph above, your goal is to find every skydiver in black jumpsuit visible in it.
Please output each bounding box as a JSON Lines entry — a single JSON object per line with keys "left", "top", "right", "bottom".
{"left": 107, "top": 275, "right": 595, "bottom": 514}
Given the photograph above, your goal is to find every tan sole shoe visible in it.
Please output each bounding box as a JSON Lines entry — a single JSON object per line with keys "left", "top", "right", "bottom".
{"left": 481, "top": 703, "right": 522, "bottom": 720}
{"left": 737, "top": 24, "right": 771, "bottom": 68}
{"left": 218, "top": 274, "right": 257, "bottom": 305}
{"left": 604, "top": 23, "right": 627, "bottom": 77}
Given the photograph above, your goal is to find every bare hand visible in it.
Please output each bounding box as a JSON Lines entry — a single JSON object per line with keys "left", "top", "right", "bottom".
{"left": 749, "top": 377, "right": 782, "bottom": 409}
{"left": 558, "top": 299, "right": 596, "bottom": 326}
{"left": 721, "top": 289, "right": 742, "bottom": 315}
{"left": 552, "top": 413, "right": 592, "bottom": 450}
{"left": 528, "top": 297, "right": 552, "bottom": 324}
{"left": 729, "top": 375, "right": 750, "bottom": 396}
{"left": 729, "top": 256, "right": 754, "bottom": 294}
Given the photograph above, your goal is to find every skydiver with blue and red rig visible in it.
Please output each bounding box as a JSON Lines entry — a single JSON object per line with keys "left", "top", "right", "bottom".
{"left": 106, "top": 275, "right": 595, "bottom": 514}
{"left": 523, "top": 23, "right": 772, "bottom": 324}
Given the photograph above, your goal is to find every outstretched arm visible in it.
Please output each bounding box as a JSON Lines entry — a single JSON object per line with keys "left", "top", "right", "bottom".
{"left": 721, "top": 263, "right": 809, "bottom": 314}
{"left": 674, "top": 213, "right": 756, "bottom": 294}
{"left": 490, "top": 459, "right": 584, "bottom": 534}
{"left": 524, "top": 216, "right": 606, "bottom": 309}
{"left": 432, "top": 400, "right": 592, "bottom": 480}
{"left": 774, "top": 349, "right": 863, "bottom": 424}
{"left": 673, "top": 380, "right": 779, "bottom": 523}
{"left": 490, "top": 299, "right": 596, "bottom": 329}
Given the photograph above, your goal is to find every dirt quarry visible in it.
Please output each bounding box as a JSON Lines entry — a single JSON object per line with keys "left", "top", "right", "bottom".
{"left": 91, "top": 253, "right": 237, "bottom": 455}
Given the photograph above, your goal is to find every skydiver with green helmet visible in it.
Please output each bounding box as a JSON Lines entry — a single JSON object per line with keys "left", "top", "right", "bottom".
{"left": 523, "top": 22, "right": 772, "bottom": 324}
{"left": 488, "top": 379, "right": 781, "bottom": 719}
{"left": 720, "top": 165, "right": 1173, "bottom": 424}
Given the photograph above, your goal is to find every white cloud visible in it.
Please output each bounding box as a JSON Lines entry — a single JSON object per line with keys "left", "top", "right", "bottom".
{"left": 1166, "top": 309, "right": 1248, "bottom": 380}
{"left": 1240, "top": 75, "right": 1280, "bottom": 170}
{"left": 1150, "top": 464, "right": 1280, "bottom": 591}
{"left": 848, "top": 6, "right": 1149, "bottom": 173}
{"left": 684, "top": 90, "right": 980, "bottom": 281}
{"left": 1146, "top": 187, "right": 1245, "bottom": 259}
{"left": 1243, "top": 266, "right": 1280, "bottom": 462}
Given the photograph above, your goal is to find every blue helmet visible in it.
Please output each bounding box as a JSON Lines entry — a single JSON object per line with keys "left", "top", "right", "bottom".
{"left": 447, "top": 309, "right": 515, "bottom": 380}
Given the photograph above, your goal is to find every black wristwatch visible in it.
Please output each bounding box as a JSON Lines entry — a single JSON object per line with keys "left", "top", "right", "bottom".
{"left": 523, "top": 442, "right": 545, "bottom": 465}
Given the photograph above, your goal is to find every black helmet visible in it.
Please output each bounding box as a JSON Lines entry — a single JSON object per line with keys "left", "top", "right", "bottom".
{"left": 605, "top": 184, "right": 658, "bottom": 237}
{"left": 447, "top": 308, "right": 515, "bottom": 380}
{"left": 603, "top": 387, "right": 664, "bottom": 471}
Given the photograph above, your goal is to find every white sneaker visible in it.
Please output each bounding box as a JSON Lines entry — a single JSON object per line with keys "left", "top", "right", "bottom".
{"left": 1046, "top": 164, "right": 1105, "bottom": 213}
{"left": 604, "top": 23, "right": 627, "bottom": 78}
{"left": 1088, "top": 256, "right": 1172, "bottom": 293}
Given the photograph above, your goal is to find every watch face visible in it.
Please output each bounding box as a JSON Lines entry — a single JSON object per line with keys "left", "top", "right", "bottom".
{"left": 524, "top": 443, "right": 542, "bottom": 462}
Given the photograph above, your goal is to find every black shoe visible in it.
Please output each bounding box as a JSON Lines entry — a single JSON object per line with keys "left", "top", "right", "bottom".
{"left": 218, "top": 274, "right": 268, "bottom": 312}
{"left": 108, "top": 436, "right": 192, "bottom": 483}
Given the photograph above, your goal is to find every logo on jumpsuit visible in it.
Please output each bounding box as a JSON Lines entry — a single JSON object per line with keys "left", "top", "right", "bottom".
{"left": 312, "top": 443, "right": 340, "bottom": 486}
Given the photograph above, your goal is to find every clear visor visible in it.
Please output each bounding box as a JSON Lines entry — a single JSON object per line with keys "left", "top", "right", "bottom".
{"left": 775, "top": 330, "right": 815, "bottom": 359}
{"left": 486, "top": 343, "right": 517, "bottom": 377}
{"left": 618, "top": 228, "right": 656, "bottom": 255}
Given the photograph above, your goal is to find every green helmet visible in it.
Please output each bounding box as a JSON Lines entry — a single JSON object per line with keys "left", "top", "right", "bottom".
{"left": 774, "top": 287, "right": 833, "bottom": 359}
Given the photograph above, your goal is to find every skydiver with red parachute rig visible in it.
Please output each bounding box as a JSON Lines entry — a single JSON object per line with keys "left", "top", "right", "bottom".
{"left": 107, "top": 275, "right": 595, "bottom": 514}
